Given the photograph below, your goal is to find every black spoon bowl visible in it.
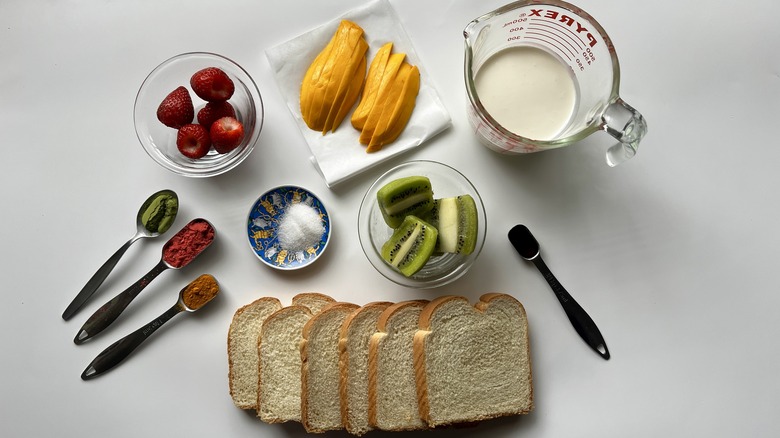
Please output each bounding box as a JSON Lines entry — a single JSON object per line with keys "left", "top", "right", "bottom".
{"left": 508, "top": 224, "right": 610, "bottom": 360}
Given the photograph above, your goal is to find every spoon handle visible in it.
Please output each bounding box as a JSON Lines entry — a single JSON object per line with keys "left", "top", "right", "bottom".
{"left": 532, "top": 257, "right": 611, "bottom": 360}
{"left": 74, "top": 261, "right": 168, "bottom": 345}
{"left": 62, "top": 233, "right": 144, "bottom": 321}
{"left": 81, "top": 303, "right": 183, "bottom": 380}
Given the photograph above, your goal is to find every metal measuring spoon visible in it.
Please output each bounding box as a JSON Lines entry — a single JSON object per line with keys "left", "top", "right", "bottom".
{"left": 74, "top": 218, "right": 215, "bottom": 345}
{"left": 62, "top": 189, "right": 179, "bottom": 321}
{"left": 508, "top": 224, "right": 610, "bottom": 360}
{"left": 81, "top": 274, "right": 219, "bottom": 380}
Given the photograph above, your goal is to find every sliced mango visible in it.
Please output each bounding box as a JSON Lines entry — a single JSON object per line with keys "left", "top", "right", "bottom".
{"left": 300, "top": 37, "right": 335, "bottom": 126}
{"left": 358, "top": 52, "right": 406, "bottom": 145}
{"left": 331, "top": 54, "right": 367, "bottom": 132}
{"left": 366, "top": 65, "right": 420, "bottom": 152}
{"left": 323, "top": 37, "right": 368, "bottom": 133}
{"left": 351, "top": 42, "right": 392, "bottom": 131}
{"left": 300, "top": 20, "right": 367, "bottom": 133}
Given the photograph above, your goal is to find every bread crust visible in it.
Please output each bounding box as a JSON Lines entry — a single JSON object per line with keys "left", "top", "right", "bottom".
{"left": 300, "top": 302, "right": 360, "bottom": 433}
{"left": 338, "top": 302, "right": 392, "bottom": 436}
{"left": 227, "top": 297, "right": 282, "bottom": 410}
{"left": 413, "top": 293, "right": 533, "bottom": 427}
{"left": 368, "top": 300, "right": 430, "bottom": 431}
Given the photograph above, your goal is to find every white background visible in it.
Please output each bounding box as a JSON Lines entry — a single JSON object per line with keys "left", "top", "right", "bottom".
{"left": 2, "top": 0, "right": 779, "bottom": 437}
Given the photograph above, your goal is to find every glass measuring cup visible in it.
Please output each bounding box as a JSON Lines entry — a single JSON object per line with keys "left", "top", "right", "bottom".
{"left": 464, "top": 0, "right": 647, "bottom": 166}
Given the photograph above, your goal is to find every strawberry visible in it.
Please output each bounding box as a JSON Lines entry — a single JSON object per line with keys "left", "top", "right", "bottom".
{"left": 210, "top": 117, "right": 245, "bottom": 154}
{"left": 190, "top": 67, "right": 235, "bottom": 102}
{"left": 176, "top": 124, "right": 211, "bottom": 159}
{"left": 157, "top": 86, "right": 194, "bottom": 129}
{"left": 197, "top": 101, "right": 236, "bottom": 129}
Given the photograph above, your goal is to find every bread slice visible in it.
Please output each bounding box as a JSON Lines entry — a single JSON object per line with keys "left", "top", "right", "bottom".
{"left": 292, "top": 292, "right": 336, "bottom": 314}
{"left": 257, "top": 305, "right": 312, "bottom": 423}
{"left": 413, "top": 294, "right": 533, "bottom": 427}
{"left": 301, "top": 302, "right": 360, "bottom": 433}
{"left": 338, "top": 301, "right": 393, "bottom": 436}
{"left": 257, "top": 292, "right": 335, "bottom": 423}
{"left": 368, "top": 300, "right": 429, "bottom": 431}
{"left": 227, "top": 297, "right": 283, "bottom": 409}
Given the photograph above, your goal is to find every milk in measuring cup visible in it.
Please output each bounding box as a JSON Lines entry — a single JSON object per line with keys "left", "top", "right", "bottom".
{"left": 475, "top": 46, "right": 576, "bottom": 141}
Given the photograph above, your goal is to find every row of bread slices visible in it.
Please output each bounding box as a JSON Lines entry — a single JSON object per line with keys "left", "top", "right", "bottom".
{"left": 227, "top": 292, "right": 533, "bottom": 435}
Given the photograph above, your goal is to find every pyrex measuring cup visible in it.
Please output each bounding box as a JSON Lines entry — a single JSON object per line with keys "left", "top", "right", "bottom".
{"left": 464, "top": 0, "right": 647, "bottom": 166}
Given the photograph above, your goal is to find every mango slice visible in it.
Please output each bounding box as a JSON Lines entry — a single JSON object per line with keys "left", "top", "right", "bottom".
{"left": 356, "top": 47, "right": 420, "bottom": 152}
{"left": 358, "top": 52, "right": 407, "bottom": 145}
{"left": 351, "top": 42, "right": 393, "bottom": 131}
{"left": 366, "top": 65, "right": 420, "bottom": 152}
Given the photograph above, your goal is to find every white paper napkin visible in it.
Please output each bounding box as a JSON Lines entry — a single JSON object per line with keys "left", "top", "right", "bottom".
{"left": 265, "top": 0, "right": 451, "bottom": 187}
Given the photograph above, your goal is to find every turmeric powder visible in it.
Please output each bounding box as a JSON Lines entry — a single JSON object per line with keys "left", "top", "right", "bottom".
{"left": 181, "top": 274, "right": 219, "bottom": 310}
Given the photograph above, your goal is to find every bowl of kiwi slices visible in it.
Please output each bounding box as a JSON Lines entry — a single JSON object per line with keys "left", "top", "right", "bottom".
{"left": 358, "top": 160, "right": 486, "bottom": 288}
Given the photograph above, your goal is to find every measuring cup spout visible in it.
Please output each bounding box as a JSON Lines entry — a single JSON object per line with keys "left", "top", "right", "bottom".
{"left": 602, "top": 98, "right": 647, "bottom": 166}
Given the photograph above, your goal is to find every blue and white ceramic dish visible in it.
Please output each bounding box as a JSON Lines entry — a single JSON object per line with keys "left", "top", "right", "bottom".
{"left": 246, "top": 185, "right": 330, "bottom": 270}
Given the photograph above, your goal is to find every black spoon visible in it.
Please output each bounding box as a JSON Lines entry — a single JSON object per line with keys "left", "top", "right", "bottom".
{"left": 508, "top": 224, "right": 610, "bottom": 360}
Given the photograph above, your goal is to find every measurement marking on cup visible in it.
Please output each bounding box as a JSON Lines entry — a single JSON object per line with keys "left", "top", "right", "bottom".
{"left": 526, "top": 30, "right": 577, "bottom": 59}
{"left": 530, "top": 20, "right": 585, "bottom": 50}
{"left": 528, "top": 8, "right": 598, "bottom": 47}
{"left": 525, "top": 36, "right": 572, "bottom": 61}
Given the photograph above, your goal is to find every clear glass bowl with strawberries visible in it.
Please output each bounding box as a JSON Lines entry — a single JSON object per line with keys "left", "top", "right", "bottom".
{"left": 134, "top": 52, "right": 263, "bottom": 177}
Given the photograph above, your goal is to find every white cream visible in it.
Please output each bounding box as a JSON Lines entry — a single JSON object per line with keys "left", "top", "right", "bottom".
{"left": 475, "top": 46, "right": 576, "bottom": 140}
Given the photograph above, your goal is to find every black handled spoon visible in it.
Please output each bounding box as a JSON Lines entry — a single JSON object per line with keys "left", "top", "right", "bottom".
{"left": 508, "top": 224, "right": 610, "bottom": 360}
{"left": 81, "top": 274, "right": 219, "bottom": 380}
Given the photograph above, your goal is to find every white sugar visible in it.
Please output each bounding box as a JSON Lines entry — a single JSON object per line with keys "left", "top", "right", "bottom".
{"left": 277, "top": 203, "right": 325, "bottom": 252}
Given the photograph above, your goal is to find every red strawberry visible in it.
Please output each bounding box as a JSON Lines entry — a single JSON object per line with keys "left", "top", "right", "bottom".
{"left": 190, "top": 67, "right": 235, "bottom": 102}
{"left": 157, "top": 86, "right": 194, "bottom": 129}
{"left": 210, "top": 117, "right": 245, "bottom": 154}
{"left": 197, "top": 101, "right": 236, "bottom": 129}
{"left": 176, "top": 124, "right": 211, "bottom": 159}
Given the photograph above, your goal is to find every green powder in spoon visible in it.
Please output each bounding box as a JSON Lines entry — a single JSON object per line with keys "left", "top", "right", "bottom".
{"left": 141, "top": 192, "right": 178, "bottom": 234}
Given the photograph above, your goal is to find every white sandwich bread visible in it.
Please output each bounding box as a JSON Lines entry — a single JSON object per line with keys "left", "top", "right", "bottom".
{"left": 227, "top": 297, "right": 283, "bottom": 409}
{"left": 301, "top": 302, "right": 360, "bottom": 433}
{"left": 368, "top": 300, "right": 429, "bottom": 431}
{"left": 228, "top": 292, "right": 533, "bottom": 433}
{"left": 292, "top": 292, "right": 336, "bottom": 314}
{"left": 338, "top": 301, "right": 393, "bottom": 436}
{"left": 257, "top": 292, "right": 335, "bottom": 422}
{"left": 413, "top": 294, "right": 534, "bottom": 427}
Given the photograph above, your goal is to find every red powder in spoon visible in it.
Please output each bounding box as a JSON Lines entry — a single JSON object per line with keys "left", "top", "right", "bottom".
{"left": 163, "top": 219, "right": 215, "bottom": 268}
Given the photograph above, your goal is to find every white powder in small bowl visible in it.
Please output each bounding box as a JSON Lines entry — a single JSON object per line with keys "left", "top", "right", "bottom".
{"left": 277, "top": 203, "right": 325, "bottom": 252}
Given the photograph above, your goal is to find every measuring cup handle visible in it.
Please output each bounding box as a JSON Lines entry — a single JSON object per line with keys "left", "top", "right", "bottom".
{"left": 601, "top": 98, "right": 648, "bottom": 166}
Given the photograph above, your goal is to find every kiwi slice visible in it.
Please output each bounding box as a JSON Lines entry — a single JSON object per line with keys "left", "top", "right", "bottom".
{"left": 376, "top": 176, "right": 434, "bottom": 228}
{"left": 422, "top": 195, "right": 478, "bottom": 255}
{"left": 380, "top": 215, "right": 438, "bottom": 277}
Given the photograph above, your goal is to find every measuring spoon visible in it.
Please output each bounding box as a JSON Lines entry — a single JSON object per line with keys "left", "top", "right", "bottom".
{"left": 74, "top": 218, "right": 215, "bottom": 345}
{"left": 62, "top": 189, "right": 179, "bottom": 321}
{"left": 508, "top": 224, "right": 610, "bottom": 360}
{"left": 81, "top": 274, "right": 219, "bottom": 380}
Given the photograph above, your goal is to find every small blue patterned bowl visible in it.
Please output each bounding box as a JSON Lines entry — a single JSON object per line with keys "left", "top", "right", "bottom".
{"left": 246, "top": 185, "right": 330, "bottom": 270}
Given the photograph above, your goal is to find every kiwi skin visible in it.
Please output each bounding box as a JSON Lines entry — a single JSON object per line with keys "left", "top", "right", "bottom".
{"left": 376, "top": 176, "right": 434, "bottom": 228}
{"left": 380, "top": 215, "right": 438, "bottom": 277}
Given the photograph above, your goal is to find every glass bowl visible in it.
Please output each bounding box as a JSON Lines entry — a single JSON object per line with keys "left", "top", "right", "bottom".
{"left": 246, "top": 185, "right": 331, "bottom": 270}
{"left": 358, "top": 160, "right": 486, "bottom": 288}
{"left": 134, "top": 52, "right": 263, "bottom": 177}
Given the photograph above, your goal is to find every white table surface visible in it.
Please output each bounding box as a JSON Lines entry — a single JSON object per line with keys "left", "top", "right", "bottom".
{"left": 2, "top": 0, "right": 779, "bottom": 436}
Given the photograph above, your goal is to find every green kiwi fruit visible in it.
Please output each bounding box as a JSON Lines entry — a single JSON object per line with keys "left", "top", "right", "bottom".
{"left": 421, "top": 195, "right": 478, "bottom": 255}
{"left": 380, "top": 215, "right": 438, "bottom": 277}
{"left": 376, "top": 176, "right": 434, "bottom": 228}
